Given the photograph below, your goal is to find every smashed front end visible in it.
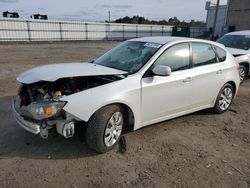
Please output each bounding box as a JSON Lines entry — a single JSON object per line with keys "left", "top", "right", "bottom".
{"left": 13, "top": 75, "right": 123, "bottom": 139}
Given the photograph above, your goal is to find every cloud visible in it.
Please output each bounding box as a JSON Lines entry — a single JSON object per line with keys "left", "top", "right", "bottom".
{"left": 113, "top": 9, "right": 127, "bottom": 13}
{"left": 0, "top": 0, "right": 19, "bottom": 2}
{"left": 113, "top": 5, "right": 132, "bottom": 9}
{"left": 76, "top": 9, "right": 94, "bottom": 16}
{"left": 100, "top": 4, "right": 112, "bottom": 9}
{"left": 60, "top": 14, "right": 79, "bottom": 18}
{"left": 37, "top": 7, "right": 46, "bottom": 11}
{"left": 97, "top": 4, "right": 132, "bottom": 10}
{"left": 58, "top": 8, "right": 97, "bottom": 21}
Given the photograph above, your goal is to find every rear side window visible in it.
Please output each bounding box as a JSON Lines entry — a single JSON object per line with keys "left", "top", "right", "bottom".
{"left": 214, "top": 46, "right": 226, "bottom": 62}
{"left": 192, "top": 43, "right": 217, "bottom": 67}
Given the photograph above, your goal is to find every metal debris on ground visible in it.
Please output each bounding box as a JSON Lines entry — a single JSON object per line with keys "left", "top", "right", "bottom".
{"left": 118, "top": 136, "right": 127, "bottom": 154}
{"left": 229, "top": 109, "right": 238, "bottom": 114}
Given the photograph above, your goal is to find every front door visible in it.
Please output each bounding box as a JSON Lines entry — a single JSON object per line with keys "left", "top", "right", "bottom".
{"left": 141, "top": 43, "right": 193, "bottom": 125}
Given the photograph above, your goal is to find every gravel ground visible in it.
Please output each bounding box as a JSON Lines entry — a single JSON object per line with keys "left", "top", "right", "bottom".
{"left": 0, "top": 41, "right": 250, "bottom": 188}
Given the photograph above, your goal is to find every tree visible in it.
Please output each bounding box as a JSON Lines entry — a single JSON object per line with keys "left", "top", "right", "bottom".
{"left": 113, "top": 16, "right": 205, "bottom": 27}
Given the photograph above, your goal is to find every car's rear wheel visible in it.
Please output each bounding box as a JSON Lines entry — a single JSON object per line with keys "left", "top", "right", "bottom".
{"left": 212, "top": 83, "right": 234, "bottom": 114}
{"left": 239, "top": 65, "right": 247, "bottom": 84}
{"left": 86, "top": 105, "right": 124, "bottom": 153}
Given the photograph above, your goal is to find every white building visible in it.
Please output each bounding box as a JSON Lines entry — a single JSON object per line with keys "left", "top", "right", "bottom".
{"left": 205, "top": 1, "right": 228, "bottom": 37}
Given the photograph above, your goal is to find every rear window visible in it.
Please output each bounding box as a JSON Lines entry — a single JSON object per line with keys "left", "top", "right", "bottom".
{"left": 214, "top": 46, "right": 226, "bottom": 62}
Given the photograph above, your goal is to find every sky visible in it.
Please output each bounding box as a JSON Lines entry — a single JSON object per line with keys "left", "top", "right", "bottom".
{"left": 0, "top": 0, "right": 228, "bottom": 22}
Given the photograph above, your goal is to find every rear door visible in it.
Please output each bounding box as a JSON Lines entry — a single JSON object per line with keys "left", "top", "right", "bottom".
{"left": 189, "top": 42, "right": 226, "bottom": 107}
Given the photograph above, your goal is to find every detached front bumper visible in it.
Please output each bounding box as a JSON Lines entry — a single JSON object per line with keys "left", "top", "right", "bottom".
{"left": 13, "top": 105, "right": 40, "bottom": 135}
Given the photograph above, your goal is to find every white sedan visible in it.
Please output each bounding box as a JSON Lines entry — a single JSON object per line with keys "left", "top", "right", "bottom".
{"left": 218, "top": 31, "right": 250, "bottom": 83}
{"left": 13, "top": 37, "right": 240, "bottom": 153}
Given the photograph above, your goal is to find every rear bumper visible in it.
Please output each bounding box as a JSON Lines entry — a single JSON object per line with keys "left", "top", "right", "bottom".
{"left": 13, "top": 105, "right": 40, "bottom": 135}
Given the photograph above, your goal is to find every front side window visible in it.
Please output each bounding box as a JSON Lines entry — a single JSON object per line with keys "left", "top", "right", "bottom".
{"left": 154, "top": 43, "right": 190, "bottom": 72}
{"left": 192, "top": 43, "right": 217, "bottom": 67}
{"left": 95, "top": 41, "right": 161, "bottom": 74}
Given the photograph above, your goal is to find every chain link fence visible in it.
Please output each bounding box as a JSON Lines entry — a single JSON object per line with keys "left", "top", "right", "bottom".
{"left": 0, "top": 17, "right": 207, "bottom": 42}
{"left": 0, "top": 18, "right": 173, "bottom": 41}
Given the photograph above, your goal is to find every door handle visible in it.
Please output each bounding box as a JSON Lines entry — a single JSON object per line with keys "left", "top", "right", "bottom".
{"left": 216, "top": 69, "right": 223, "bottom": 74}
{"left": 183, "top": 77, "right": 193, "bottom": 83}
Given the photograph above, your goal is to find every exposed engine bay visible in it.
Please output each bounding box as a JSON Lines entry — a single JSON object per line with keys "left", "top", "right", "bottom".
{"left": 19, "top": 75, "right": 124, "bottom": 106}
{"left": 14, "top": 75, "right": 125, "bottom": 139}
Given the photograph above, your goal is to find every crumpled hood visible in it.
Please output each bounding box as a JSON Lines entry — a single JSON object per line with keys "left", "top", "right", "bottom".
{"left": 227, "top": 47, "right": 248, "bottom": 55}
{"left": 17, "top": 62, "right": 127, "bottom": 84}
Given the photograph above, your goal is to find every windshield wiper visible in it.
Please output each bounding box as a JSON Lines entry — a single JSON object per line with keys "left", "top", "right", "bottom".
{"left": 89, "top": 59, "right": 95, "bottom": 63}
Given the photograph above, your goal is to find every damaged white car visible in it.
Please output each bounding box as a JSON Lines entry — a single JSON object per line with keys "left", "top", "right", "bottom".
{"left": 13, "top": 37, "right": 240, "bottom": 153}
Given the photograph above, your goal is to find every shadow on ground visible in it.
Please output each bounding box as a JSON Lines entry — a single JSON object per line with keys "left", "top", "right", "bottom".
{"left": 0, "top": 94, "right": 242, "bottom": 160}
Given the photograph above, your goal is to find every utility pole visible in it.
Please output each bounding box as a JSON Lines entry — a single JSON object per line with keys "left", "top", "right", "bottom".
{"left": 212, "top": 0, "right": 220, "bottom": 39}
{"left": 224, "top": 0, "right": 230, "bottom": 30}
{"left": 108, "top": 10, "right": 111, "bottom": 23}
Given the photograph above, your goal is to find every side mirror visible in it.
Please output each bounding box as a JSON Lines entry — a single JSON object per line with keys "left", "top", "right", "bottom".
{"left": 152, "top": 65, "right": 171, "bottom": 76}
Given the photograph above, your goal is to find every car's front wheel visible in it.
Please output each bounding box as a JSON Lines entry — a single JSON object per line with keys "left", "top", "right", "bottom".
{"left": 86, "top": 105, "right": 124, "bottom": 153}
{"left": 212, "top": 83, "right": 234, "bottom": 114}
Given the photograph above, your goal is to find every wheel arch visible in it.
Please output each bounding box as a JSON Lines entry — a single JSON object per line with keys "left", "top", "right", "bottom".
{"left": 212, "top": 81, "right": 237, "bottom": 114}
{"left": 239, "top": 62, "right": 250, "bottom": 73}
{"left": 88, "top": 102, "right": 135, "bottom": 132}
{"left": 212, "top": 81, "right": 237, "bottom": 107}
{"left": 225, "top": 81, "right": 237, "bottom": 97}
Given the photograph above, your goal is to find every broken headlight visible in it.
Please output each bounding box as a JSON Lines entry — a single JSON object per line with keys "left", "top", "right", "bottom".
{"left": 27, "top": 101, "right": 66, "bottom": 120}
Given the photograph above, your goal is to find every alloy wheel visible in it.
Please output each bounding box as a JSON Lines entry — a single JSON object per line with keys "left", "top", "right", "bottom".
{"left": 219, "top": 87, "right": 233, "bottom": 111}
{"left": 239, "top": 66, "right": 246, "bottom": 82}
{"left": 104, "top": 112, "right": 123, "bottom": 147}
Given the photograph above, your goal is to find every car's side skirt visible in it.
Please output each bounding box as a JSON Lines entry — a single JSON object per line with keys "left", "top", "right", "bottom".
{"left": 137, "top": 104, "right": 213, "bottom": 130}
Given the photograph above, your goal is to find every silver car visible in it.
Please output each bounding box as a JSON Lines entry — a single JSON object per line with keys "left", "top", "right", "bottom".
{"left": 13, "top": 37, "right": 240, "bottom": 153}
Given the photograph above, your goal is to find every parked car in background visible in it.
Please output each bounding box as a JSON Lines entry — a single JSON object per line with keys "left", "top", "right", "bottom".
{"left": 13, "top": 37, "right": 240, "bottom": 153}
{"left": 218, "top": 31, "right": 250, "bottom": 83}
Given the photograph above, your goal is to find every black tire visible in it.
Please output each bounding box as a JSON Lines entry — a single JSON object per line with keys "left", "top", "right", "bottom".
{"left": 212, "top": 83, "right": 235, "bottom": 114}
{"left": 239, "top": 65, "right": 247, "bottom": 84}
{"left": 86, "top": 105, "right": 124, "bottom": 153}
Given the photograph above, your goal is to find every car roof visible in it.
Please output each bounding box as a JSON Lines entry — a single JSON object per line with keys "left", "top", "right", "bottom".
{"left": 129, "top": 36, "right": 211, "bottom": 45}
{"left": 128, "top": 36, "right": 226, "bottom": 51}
{"left": 226, "top": 30, "right": 250, "bottom": 36}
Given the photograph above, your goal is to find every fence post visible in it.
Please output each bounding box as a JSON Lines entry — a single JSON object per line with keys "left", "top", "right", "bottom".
{"left": 150, "top": 26, "right": 153, "bottom": 36}
{"left": 85, "top": 23, "right": 88, "bottom": 40}
{"left": 162, "top": 26, "right": 164, "bottom": 36}
{"left": 59, "top": 22, "right": 62, "bottom": 41}
{"left": 105, "top": 23, "right": 108, "bottom": 40}
{"left": 122, "top": 25, "right": 125, "bottom": 40}
{"left": 26, "top": 20, "right": 31, "bottom": 41}
{"left": 136, "top": 25, "right": 138, "bottom": 38}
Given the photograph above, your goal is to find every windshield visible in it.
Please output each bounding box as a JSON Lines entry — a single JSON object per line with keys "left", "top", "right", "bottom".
{"left": 217, "top": 35, "right": 250, "bottom": 50}
{"left": 94, "top": 41, "right": 162, "bottom": 74}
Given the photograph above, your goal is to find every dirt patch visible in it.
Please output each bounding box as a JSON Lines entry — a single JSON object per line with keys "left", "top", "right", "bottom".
{"left": 0, "top": 41, "right": 250, "bottom": 188}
